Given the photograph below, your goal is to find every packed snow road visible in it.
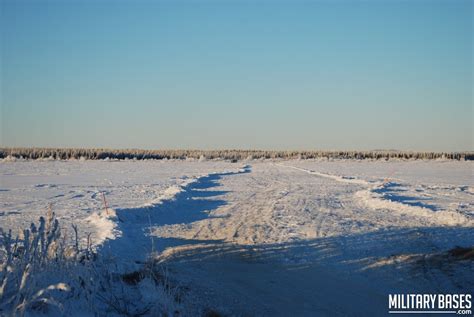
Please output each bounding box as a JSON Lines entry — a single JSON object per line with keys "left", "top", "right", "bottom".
{"left": 155, "top": 162, "right": 472, "bottom": 248}
{"left": 1, "top": 159, "right": 473, "bottom": 315}
{"left": 149, "top": 162, "right": 473, "bottom": 315}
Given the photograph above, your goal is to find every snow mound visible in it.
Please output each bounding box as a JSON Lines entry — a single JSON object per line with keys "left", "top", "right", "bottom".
{"left": 85, "top": 208, "right": 119, "bottom": 244}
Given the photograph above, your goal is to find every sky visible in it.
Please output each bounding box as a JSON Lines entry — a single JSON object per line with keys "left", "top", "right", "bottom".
{"left": 1, "top": 0, "right": 472, "bottom": 151}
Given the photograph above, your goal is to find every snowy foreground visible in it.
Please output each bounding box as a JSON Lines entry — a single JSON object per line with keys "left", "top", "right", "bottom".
{"left": 1, "top": 159, "right": 473, "bottom": 316}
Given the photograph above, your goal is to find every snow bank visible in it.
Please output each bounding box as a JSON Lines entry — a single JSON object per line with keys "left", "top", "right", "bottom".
{"left": 85, "top": 208, "right": 119, "bottom": 245}
{"left": 280, "top": 163, "right": 473, "bottom": 227}
{"left": 355, "top": 188, "right": 471, "bottom": 226}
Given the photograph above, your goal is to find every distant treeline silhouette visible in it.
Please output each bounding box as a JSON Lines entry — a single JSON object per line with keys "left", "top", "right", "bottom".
{"left": 1, "top": 148, "right": 472, "bottom": 161}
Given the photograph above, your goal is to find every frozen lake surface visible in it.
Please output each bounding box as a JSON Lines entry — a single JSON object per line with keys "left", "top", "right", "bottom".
{"left": 1, "top": 159, "right": 473, "bottom": 315}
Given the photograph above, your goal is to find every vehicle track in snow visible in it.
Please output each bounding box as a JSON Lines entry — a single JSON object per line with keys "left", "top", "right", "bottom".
{"left": 278, "top": 163, "right": 472, "bottom": 227}
{"left": 154, "top": 162, "right": 473, "bottom": 316}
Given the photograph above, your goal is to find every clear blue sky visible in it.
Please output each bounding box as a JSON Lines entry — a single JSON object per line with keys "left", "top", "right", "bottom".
{"left": 1, "top": 0, "right": 472, "bottom": 151}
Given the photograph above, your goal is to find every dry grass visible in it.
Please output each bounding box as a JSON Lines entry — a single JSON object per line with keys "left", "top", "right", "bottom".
{"left": 0, "top": 209, "right": 183, "bottom": 316}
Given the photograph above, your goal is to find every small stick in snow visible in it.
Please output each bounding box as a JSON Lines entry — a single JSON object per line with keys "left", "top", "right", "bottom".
{"left": 101, "top": 192, "right": 109, "bottom": 216}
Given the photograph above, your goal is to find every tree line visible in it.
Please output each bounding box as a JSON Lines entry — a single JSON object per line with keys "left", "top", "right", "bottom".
{"left": 1, "top": 148, "right": 472, "bottom": 161}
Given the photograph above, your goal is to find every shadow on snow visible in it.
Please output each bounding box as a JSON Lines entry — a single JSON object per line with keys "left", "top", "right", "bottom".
{"left": 97, "top": 166, "right": 251, "bottom": 266}
{"left": 373, "top": 182, "right": 440, "bottom": 211}
{"left": 94, "top": 164, "right": 472, "bottom": 315}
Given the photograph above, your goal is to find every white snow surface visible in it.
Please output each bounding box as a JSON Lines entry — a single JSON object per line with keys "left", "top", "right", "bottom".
{"left": 1, "top": 159, "right": 473, "bottom": 316}
{"left": 0, "top": 160, "right": 237, "bottom": 246}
